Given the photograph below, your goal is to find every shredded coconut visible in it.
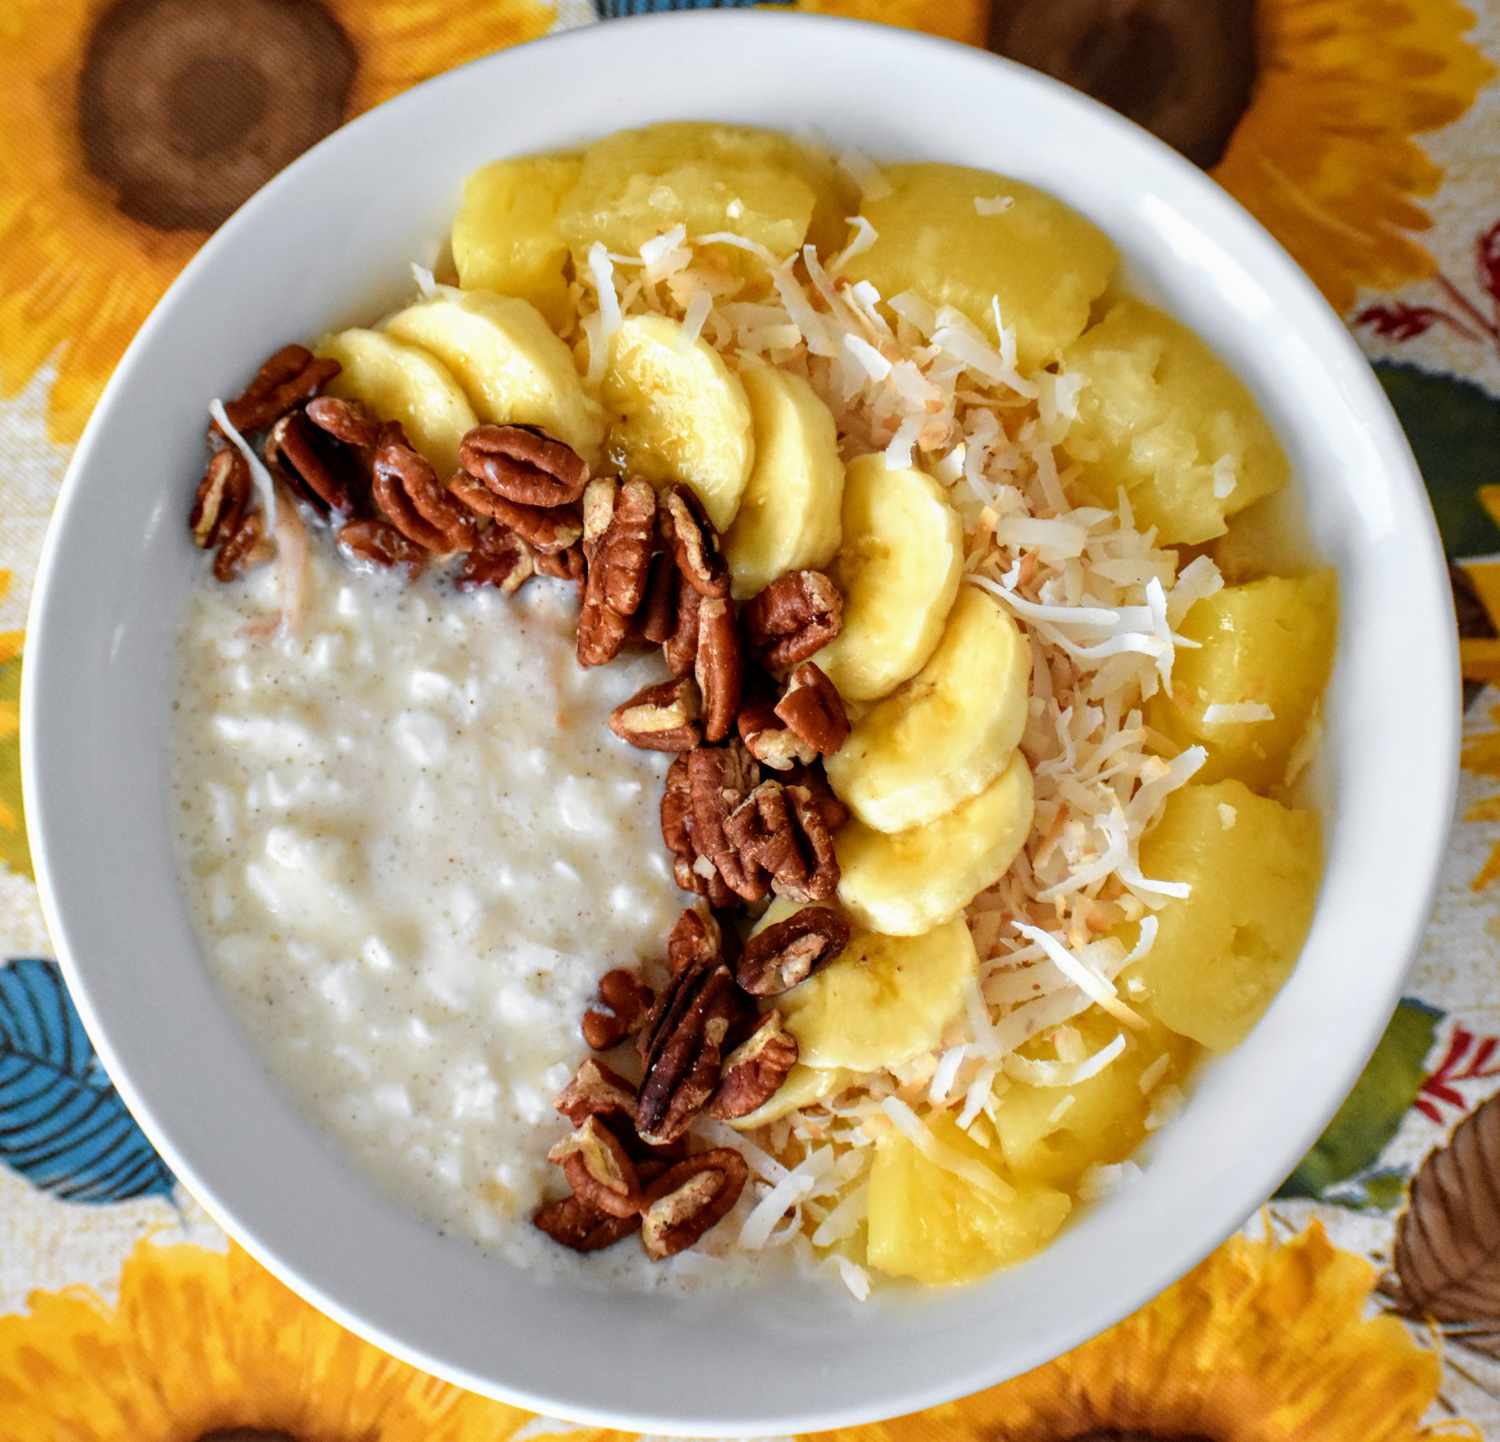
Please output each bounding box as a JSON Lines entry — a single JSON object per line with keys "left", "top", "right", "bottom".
{"left": 1203, "top": 701, "right": 1274, "bottom": 724}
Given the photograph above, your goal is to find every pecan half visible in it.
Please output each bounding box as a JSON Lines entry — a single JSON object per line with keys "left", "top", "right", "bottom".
{"left": 783, "top": 761, "right": 850, "bottom": 831}
{"left": 743, "top": 570, "right": 843, "bottom": 671}
{"left": 688, "top": 744, "right": 767, "bottom": 903}
{"left": 548, "top": 1115, "right": 643, "bottom": 1218}
{"left": 533, "top": 1192, "right": 641, "bottom": 1253}
{"left": 662, "top": 580, "right": 702, "bottom": 677}
{"left": 265, "top": 410, "right": 354, "bottom": 517}
{"left": 736, "top": 905, "right": 850, "bottom": 996}
{"left": 305, "top": 394, "right": 381, "bottom": 451}
{"left": 212, "top": 511, "right": 274, "bottom": 582}
{"left": 636, "top": 547, "right": 680, "bottom": 645}
{"left": 664, "top": 485, "right": 729, "bottom": 599}
{"left": 336, "top": 517, "right": 427, "bottom": 577}
{"left": 536, "top": 544, "right": 586, "bottom": 583}
{"left": 667, "top": 906, "right": 723, "bottom": 976}
{"left": 709, "top": 1012, "right": 800, "bottom": 1119}
{"left": 608, "top": 677, "right": 702, "bottom": 753}
{"left": 457, "top": 525, "right": 534, "bottom": 593}
{"left": 373, "top": 427, "right": 479, "bottom": 553}
{"left": 219, "top": 344, "right": 341, "bottom": 436}
{"left": 447, "top": 473, "right": 584, "bottom": 554}
{"left": 695, "top": 597, "right": 743, "bottom": 744}
{"left": 581, "top": 968, "right": 656, "bottom": 1051}
{"left": 775, "top": 662, "right": 850, "bottom": 755}
{"left": 190, "top": 448, "right": 250, "bottom": 551}
{"left": 554, "top": 1057, "right": 638, "bottom": 1128}
{"left": 577, "top": 563, "right": 630, "bottom": 668}
{"left": 662, "top": 754, "right": 694, "bottom": 864}
{"left": 592, "top": 477, "right": 657, "bottom": 616}
{"left": 636, "top": 963, "right": 740, "bottom": 1145}
{"left": 781, "top": 784, "right": 840, "bottom": 902}
{"left": 738, "top": 698, "right": 817, "bottom": 771}
{"left": 581, "top": 476, "right": 617, "bottom": 559}
{"left": 639, "top": 1149, "right": 749, "bottom": 1260}
{"left": 459, "top": 424, "right": 588, "bottom": 507}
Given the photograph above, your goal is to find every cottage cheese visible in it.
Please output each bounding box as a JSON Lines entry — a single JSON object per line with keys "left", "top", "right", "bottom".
{"left": 172, "top": 547, "right": 730, "bottom": 1284}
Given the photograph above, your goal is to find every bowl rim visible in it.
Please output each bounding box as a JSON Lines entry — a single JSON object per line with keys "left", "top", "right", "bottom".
{"left": 21, "top": 10, "right": 1460, "bottom": 1435}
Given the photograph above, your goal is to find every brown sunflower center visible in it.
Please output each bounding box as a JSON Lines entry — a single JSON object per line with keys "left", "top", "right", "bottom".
{"left": 989, "top": 0, "right": 1258, "bottom": 169}
{"left": 78, "top": 0, "right": 357, "bottom": 232}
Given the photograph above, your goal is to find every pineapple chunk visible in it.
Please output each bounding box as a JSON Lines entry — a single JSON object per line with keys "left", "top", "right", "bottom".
{"left": 867, "top": 1112, "right": 1070, "bottom": 1285}
{"left": 1129, "top": 781, "right": 1321, "bottom": 1051}
{"left": 558, "top": 122, "right": 848, "bottom": 272}
{"left": 1061, "top": 299, "right": 1288, "bottom": 545}
{"left": 1150, "top": 571, "right": 1338, "bottom": 791}
{"left": 993, "top": 1006, "right": 1196, "bottom": 1189}
{"left": 451, "top": 153, "right": 581, "bottom": 331}
{"left": 842, "top": 163, "right": 1115, "bottom": 372}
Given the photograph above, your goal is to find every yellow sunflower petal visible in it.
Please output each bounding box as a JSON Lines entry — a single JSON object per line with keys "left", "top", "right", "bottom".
{"left": 812, "top": 1224, "right": 1475, "bottom": 1442}
{"left": 1213, "top": 0, "right": 1494, "bottom": 313}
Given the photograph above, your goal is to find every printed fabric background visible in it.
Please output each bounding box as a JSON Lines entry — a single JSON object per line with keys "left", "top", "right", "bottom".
{"left": 1, "top": 0, "right": 1499, "bottom": 1437}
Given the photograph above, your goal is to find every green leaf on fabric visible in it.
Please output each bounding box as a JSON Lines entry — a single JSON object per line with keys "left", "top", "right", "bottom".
{"left": 1374, "top": 361, "right": 1500, "bottom": 561}
{"left": 1278, "top": 997, "right": 1442, "bottom": 1201}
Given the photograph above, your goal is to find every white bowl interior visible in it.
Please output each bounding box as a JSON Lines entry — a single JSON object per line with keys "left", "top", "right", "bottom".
{"left": 22, "top": 14, "right": 1457, "bottom": 1435}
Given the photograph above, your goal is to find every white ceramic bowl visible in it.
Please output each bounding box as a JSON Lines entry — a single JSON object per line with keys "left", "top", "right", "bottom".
{"left": 22, "top": 12, "right": 1458, "bottom": 1435}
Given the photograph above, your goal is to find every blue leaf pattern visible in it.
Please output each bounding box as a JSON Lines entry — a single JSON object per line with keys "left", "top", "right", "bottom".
{"left": 0, "top": 958, "right": 174, "bottom": 1203}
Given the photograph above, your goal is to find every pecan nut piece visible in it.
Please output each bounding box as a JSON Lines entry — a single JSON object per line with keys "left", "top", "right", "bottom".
{"left": 781, "top": 784, "right": 840, "bottom": 902}
{"left": 457, "top": 525, "right": 534, "bottom": 593}
{"left": 636, "top": 963, "right": 740, "bottom": 1146}
{"left": 212, "top": 511, "right": 274, "bottom": 583}
{"left": 775, "top": 662, "right": 850, "bottom": 755}
{"left": 694, "top": 597, "right": 743, "bottom": 744}
{"left": 725, "top": 781, "right": 841, "bottom": 904}
{"left": 373, "top": 427, "right": 480, "bottom": 553}
{"left": 639, "top": 1149, "right": 749, "bottom": 1260}
{"left": 667, "top": 906, "right": 724, "bottom": 976}
{"left": 190, "top": 448, "right": 250, "bottom": 551}
{"left": 535, "top": 544, "right": 586, "bottom": 583}
{"left": 743, "top": 570, "right": 843, "bottom": 671}
{"left": 460, "top": 424, "right": 588, "bottom": 507}
{"left": 577, "top": 563, "right": 630, "bottom": 668}
{"left": 592, "top": 477, "right": 657, "bottom": 616}
{"left": 662, "top": 580, "right": 702, "bottom": 677}
{"left": 608, "top": 677, "right": 703, "bottom": 753}
{"left": 738, "top": 698, "right": 817, "bottom": 772}
{"left": 554, "top": 1057, "right": 639, "bottom": 1128}
{"left": 581, "top": 476, "right": 617, "bottom": 559}
{"left": 783, "top": 761, "right": 850, "bottom": 831}
{"left": 219, "top": 344, "right": 341, "bottom": 436}
{"left": 448, "top": 472, "right": 584, "bottom": 553}
{"left": 548, "top": 1115, "right": 643, "bottom": 1218}
{"left": 687, "top": 744, "right": 767, "bottom": 903}
{"left": 533, "top": 1192, "right": 641, "bottom": 1253}
{"left": 736, "top": 905, "right": 850, "bottom": 996}
{"left": 664, "top": 484, "right": 729, "bottom": 599}
{"left": 336, "top": 518, "right": 427, "bottom": 577}
{"left": 581, "top": 968, "right": 657, "bottom": 1051}
{"left": 709, "top": 1012, "right": 800, "bottom": 1119}
{"left": 305, "top": 394, "right": 381, "bottom": 451}
{"left": 265, "top": 410, "right": 354, "bottom": 517}
{"left": 636, "top": 547, "right": 680, "bottom": 645}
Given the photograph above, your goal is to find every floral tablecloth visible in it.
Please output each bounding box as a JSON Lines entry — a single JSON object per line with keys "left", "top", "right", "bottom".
{"left": 4, "top": 2, "right": 1500, "bottom": 1438}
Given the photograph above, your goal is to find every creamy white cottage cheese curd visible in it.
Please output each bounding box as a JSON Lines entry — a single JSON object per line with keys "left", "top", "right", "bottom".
{"left": 172, "top": 547, "right": 717, "bottom": 1284}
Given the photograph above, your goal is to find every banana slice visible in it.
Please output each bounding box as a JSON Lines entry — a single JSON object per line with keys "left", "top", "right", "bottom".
{"left": 451, "top": 152, "right": 582, "bottom": 332}
{"left": 826, "top": 586, "right": 1031, "bottom": 832}
{"left": 723, "top": 365, "right": 844, "bottom": 599}
{"left": 381, "top": 289, "right": 604, "bottom": 463}
{"left": 757, "top": 901, "right": 978, "bottom": 1072}
{"left": 725, "top": 1063, "right": 853, "bottom": 1130}
{"left": 837, "top": 753, "right": 1034, "bottom": 935}
{"left": 316, "top": 328, "right": 478, "bottom": 478}
{"left": 814, "top": 454, "right": 963, "bottom": 702}
{"left": 602, "top": 314, "right": 754, "bottom": 532}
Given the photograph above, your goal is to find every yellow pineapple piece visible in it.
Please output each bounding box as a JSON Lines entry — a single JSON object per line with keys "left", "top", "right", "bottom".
{"left": 1150, "top": 571, "right": 1338, "bottom": 791}
{"left": 559, "top": 122, "right": 849, "bottom": 272}
{"left": 1129, "top": 781, "right": 1321, "bottom": 1050}
{"left": 993, "top": 1006, "right": 1197, "bottom": 1190}
{"left": 1061, "top": 299, "right": 1288, "bottom": 545}
{"left": 451, "top": 153, "right": 581, "bottom": 331}
{"left": 842, "top": 163, "right": 1115, "bottom": 372}
{"left": 867, "top": 1112, "right": 1070, "bottom": 1285}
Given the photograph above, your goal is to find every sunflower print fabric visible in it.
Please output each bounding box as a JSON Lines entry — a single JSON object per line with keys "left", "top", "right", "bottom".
{"left": 3, "top": 0, "right": 1500, "bottom": 1437}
